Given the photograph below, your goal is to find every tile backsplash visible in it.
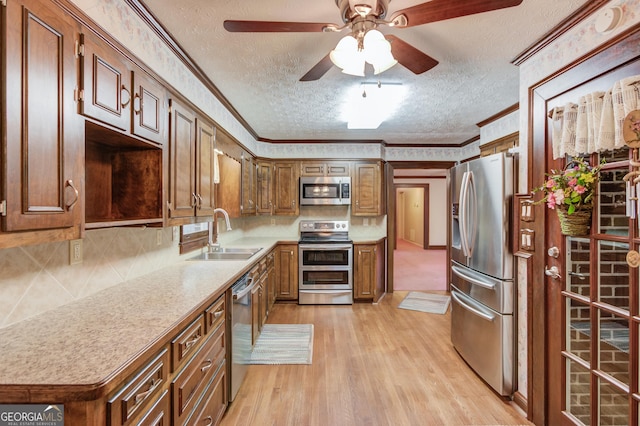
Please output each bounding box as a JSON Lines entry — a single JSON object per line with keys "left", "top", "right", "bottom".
{"left": 0, "top": 226, "right": 182, "bottom": 328}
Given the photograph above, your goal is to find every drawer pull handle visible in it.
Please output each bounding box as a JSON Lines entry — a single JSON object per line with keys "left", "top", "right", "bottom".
{"left": 184, "top": 334, "right": 201, "bottom": 349}
{"left": 213, "top": 310, "right": 224, "bottom": 319}
{"left": 203, "top": 416, "right": 213, "bottom": 425}
{"left": 134, "top": 378, "right": 161, "bottom": 404}
{"left": 201, "top": 359, "right": 213, "bottom": 373}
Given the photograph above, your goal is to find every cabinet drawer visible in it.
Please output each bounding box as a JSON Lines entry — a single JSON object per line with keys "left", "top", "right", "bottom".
{"left": 134, "top": 389, "right": 169, "bottom": 426}
{"left": 107, "top": 348, "right": 169, "bottom": 426}
{"left": 185, "top": 361, "right": 227, "bottom": 426}
{"left": 205, "top": 295, "right": 225, "bottom": 335}
{"left": 172, "top": 315, "right": 205, "bottom": 372}
{"left": 172, "top": 324, "right": 226, "bottom": 425}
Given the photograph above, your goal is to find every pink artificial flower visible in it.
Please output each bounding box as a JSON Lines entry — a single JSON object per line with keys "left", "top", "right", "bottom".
{"left": 547, "top": 192, "right": 556, "bottom": 209}
{"left": 575, "top": 185, "right": 586, "bottom": 194}
{"left": 568, "top": 178, "right": 578, "bottom": 187}
{"left": 545, "top": 179, "right": 555, "bottom": 189}
{"left": 554, "top": 189, "right": 565, "bottom": 205}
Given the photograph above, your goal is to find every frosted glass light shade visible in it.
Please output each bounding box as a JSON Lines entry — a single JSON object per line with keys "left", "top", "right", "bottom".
{"left": 363, "top": 30, "right": 397, "bottom": 74}
{"left": 330, "top": 35, "right": 365, "bottom": 76}
{"left": 330, "top": 30, "right": 396, "bottom": 77}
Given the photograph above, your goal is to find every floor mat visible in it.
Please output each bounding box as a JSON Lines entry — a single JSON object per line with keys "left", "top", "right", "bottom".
{"left": 398, "top": 292, "right": 451, "bottom": 315}
{"left": 247, "top": 324, "right": 314, "bottom": 365}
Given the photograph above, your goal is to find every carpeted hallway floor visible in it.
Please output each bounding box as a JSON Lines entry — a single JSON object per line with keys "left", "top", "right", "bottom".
{"left": 393, "top": 238, "right": 447, "bottom": 291}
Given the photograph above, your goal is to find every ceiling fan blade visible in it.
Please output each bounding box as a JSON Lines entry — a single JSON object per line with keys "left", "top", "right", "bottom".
{"left": 300, "top": 54, "right": 334, "bottom": 82}
{"left": 386, "top": 35, "right": 438, "bottom": 75}
{"left": 224, "top": 20, "right": 335, "bottom": 33}
{"left": 390, "top": 0, "right": 523, "bottom": 28}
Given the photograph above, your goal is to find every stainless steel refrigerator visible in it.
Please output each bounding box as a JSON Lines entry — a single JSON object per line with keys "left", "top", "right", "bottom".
{"left": 449, "top": 152, "right": 515, "bottom": 397}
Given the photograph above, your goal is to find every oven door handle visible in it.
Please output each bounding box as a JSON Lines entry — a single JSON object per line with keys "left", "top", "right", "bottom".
{"left": 299, "top": 244, "right": 353, "bottom": 251}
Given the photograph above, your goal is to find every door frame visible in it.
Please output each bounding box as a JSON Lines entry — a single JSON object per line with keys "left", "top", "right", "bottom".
{"left": 528, "top": 25, "right": 640, "bottom": 425}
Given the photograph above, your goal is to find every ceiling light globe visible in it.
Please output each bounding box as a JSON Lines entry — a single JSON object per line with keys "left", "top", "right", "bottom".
{"left": 330, "top": 35, "right": 366, "bottom": 76}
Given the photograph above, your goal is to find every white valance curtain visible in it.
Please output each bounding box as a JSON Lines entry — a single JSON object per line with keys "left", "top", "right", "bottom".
{"left": 549, "top": 74, "right": 640, "bottom": 159}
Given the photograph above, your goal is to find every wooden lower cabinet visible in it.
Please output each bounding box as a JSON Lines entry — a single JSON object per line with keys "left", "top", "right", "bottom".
{"left": 354, "top": 240, "right": 386, "bottom": 302}
{"left": 105, "top": 292, "right": 228, "bottom": 426}
{"left": 275, "top": 244, "right": 298, "bottom": 301}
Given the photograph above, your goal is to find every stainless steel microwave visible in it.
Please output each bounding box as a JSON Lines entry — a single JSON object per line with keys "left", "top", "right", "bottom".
{"left": 299, "top": 176, "right": 351, "bottom": 205}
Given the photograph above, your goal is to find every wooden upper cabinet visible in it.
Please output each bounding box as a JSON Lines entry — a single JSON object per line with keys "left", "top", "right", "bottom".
{"left": 256, "top": 160, "right": 273, "bottom": 215}
{"left": 241, "top": 153, "right": 257, "bottom": 216}
{"left": 195, "top": 119, "right": 215, "bottom": 218}
{"left": 3, "top": 0, "right": 84, "bottom": 232}
{"left": 300, "top": 161, "right": 350, "bottom": 177}
{"left": 131, "top": 67, "right": 167, "bottom": 145}
{"left": 167, "top": 99, "right": 197, "bottom": 221}
{"left": 214, "top": 130, "right": 242, "bottom": 218}
{"left": 80, "top": 32, "right": 167, "bottom": 145}
{"left": 273, "top": 162, "right": 300, "bottom": 216}
{"left": 80, "top": 31, "right": 131, "bottom": 132}
{"left": 352, "top": 161, "right": 384, "bottom": 216}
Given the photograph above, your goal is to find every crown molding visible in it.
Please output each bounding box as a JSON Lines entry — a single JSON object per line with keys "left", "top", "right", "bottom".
{"left": 512, "top": 0, "right": 608, "bottom": 66}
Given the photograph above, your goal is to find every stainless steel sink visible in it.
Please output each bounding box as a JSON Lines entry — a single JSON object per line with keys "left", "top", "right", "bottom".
{"left": 189, "top": 247, "right": 263, "bottom": 261}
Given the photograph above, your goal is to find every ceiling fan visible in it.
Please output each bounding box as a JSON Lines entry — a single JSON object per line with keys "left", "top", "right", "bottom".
{"left": 223, "top": 0, "right": 524, "bottom": 81}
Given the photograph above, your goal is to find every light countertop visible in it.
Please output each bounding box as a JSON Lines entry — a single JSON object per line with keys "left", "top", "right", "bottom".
{"left": 0, "top": 237, "right": 279, "bottom": 387}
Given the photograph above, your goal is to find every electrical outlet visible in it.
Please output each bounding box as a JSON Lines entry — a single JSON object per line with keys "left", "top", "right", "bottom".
{"left": 69, "top": 239, "right": 83, "bottom": 265}
{"left": 156, "top": 229, "right": 163, "bottom": 246}
{"left": 363, "top": 218, "right": 369, "bottom": 226}
{"left": 270, "top": 218, "right": 276, "bottom": 226}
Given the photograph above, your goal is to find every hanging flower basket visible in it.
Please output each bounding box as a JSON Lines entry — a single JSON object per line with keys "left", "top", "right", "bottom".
{"left": 556, "top": 205, "right": 593, "bottom": 236}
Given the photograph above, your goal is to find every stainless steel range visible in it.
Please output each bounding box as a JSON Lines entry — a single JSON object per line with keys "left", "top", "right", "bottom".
{"left": 298, "top": 220, "right": 353, "bottom": 305}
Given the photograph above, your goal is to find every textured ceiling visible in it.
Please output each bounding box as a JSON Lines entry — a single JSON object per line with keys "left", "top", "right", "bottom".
{"left": 140, "top": 0, "right": 587, "bottom": 146}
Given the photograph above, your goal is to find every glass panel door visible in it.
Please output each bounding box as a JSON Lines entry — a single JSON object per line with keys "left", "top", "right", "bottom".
{"left": 561, "top": 149, "right": 638, "bottom": 425}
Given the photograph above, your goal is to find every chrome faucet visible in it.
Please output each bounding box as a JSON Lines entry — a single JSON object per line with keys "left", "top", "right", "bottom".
{"left": 208, "top": 208, "right": 232, "bottom": 252}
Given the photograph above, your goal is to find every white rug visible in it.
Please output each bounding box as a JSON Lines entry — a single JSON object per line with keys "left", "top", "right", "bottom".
{"left": 247, "top": 324, "right": 314, "bottom": 365}
{"left": 398, "top": 292, "right": 451, "bottom": 315}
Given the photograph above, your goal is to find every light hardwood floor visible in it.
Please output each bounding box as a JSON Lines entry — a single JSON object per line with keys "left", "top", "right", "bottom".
{"left": 221, "top": 291, "right": 531, "bottom": 426}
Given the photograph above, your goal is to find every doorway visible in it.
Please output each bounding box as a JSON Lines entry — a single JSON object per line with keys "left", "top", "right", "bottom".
{"left": 387, "top": 163, "right": 453, "bottom": 293}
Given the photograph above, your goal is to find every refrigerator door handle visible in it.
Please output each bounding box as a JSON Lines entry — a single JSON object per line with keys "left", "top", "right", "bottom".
{"left": 466, "top": 171, "right": 478, "bottom": 258}
{"left": 452, "top": 291, "right": 495, "bottom": 322}
{"left": 451, "top": 264, "right": 497, "bottom": 290}
{"left": 459, "top": 171, "right": 471, "bottom": 258}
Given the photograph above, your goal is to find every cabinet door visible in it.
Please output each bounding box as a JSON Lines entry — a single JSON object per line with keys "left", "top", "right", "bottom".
{"left": 326, "top": 161, "right": 351, "bottom": 176}
{"left": 256, "top": 161, "right": 273, "bottom": 215}
{"left": 276, "top": 244, "right": 298, "bottom": 300}
{"left": 168, "top": 99, "right": 197, "bottom": 220}
{"left": 80, "top": 32, "right": 131, "bottom": 132}
{"left": 241, "top": 153, "right": 256, "bottom": 215}
{"left": 131, "top": 68, "right": 167, "bottom": 145}
{"left": 195, "top": 119, "right": 215, "bottom": 218}
{"left": 4, "top": 0, "right": 83, "bottom": 231}
{"left": 251, "top": 279, "right": 261, "bottom": 346}
{"left": 267, "top": 251, "right": 276, "bottom": 313}
{"left": 354, "top": 244, "right": 376, "bottom": 300}
{"left": 353, "top": 161, "right": 383, "bottom": 216}
{"left": 273, "top": 162, "right": 299, "bottom": 216}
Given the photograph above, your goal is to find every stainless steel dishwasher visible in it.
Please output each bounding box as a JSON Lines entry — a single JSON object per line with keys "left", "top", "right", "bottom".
{"left": 230, "top": 273, "right": 255, "bottom": 401}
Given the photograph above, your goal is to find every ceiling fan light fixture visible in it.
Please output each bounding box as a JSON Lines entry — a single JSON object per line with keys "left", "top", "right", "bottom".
{"left": 331, "top": 29, "right": 396, "bottom": 76}
{"left": 330, "top": 35, "right": 366, "bottom": 76}
{"left": 363, "top": 29, "right": 397, "bottom": 74}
